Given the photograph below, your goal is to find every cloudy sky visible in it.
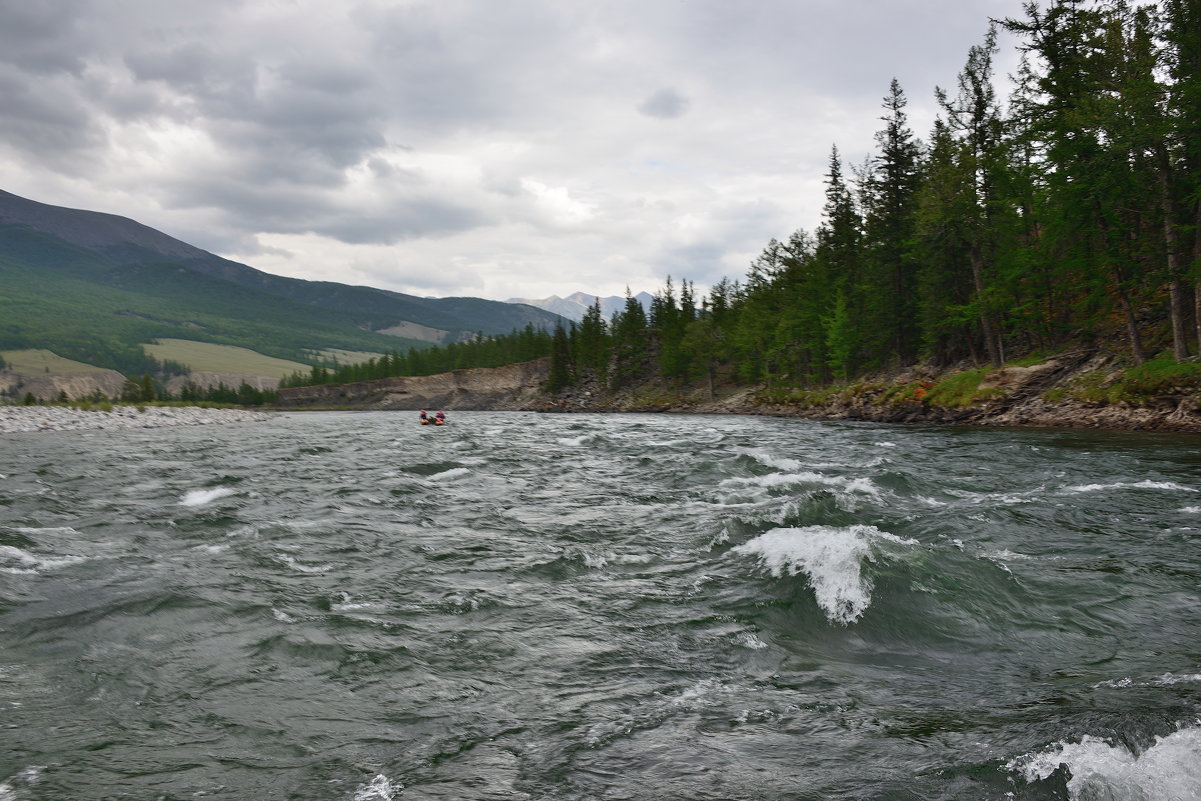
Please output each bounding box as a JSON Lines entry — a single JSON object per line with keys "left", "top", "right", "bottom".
{"left": 0, "top": 0, "right": 1028, "bottom": 302}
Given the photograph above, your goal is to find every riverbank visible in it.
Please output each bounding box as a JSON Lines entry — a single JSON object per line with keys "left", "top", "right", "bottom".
{"left": 254, "top": 346, "right": 1201, "bottom": 434}
{"left": 538, "top": 349, "right": 1201, "bottom": 433}
{"left": 0, "top": 405, "right": 271, "bottom": 434}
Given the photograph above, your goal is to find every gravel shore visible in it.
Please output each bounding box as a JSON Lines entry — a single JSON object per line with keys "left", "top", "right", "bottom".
{"left": 0, "top": 405, "right": 271, "bottom": 433}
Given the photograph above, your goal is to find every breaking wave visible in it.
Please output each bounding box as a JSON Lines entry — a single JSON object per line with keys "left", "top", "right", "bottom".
{"left": 1008, "top": 724, "right": 1201, "bottom": 801}
{"left": 732, "top": 524, "right": 914, "bottom": 625}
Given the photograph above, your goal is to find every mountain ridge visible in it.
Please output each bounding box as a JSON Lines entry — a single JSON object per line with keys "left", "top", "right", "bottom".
{"left": 0, "top": 189, "right": 567, "bottom": 379}
{"left": 0, "top": 189, "right": 563, "bottom": 339}
{"left": 505, "top": 290, "right": 653, "bottom": 322}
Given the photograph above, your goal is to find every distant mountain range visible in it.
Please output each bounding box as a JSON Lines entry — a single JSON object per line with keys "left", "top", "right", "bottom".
{"left": 0, "top": 189, "right": 567, "bottom": 375}
{"left": 505, "top": 291, "right": 653, "bottom": 322}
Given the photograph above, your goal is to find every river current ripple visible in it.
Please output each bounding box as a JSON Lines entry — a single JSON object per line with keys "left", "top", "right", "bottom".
{"left": 2, "top": 411, "right": 1200, "bottom": 800}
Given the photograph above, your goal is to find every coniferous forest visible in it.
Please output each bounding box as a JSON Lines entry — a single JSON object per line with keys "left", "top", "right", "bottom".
{"left": 286, "top": 0, "right": 1201, "bottom": 397}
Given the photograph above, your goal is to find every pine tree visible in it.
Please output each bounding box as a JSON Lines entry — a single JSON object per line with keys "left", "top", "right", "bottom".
{"left": 939, "top": 23, "right": 1010, "bottom": 365}
{"left": 575, "top": 300, "right": 609, "bottom": 377}
{"left": 546, "top": 323, "right": 573, "bottom": 394}
{"left": 862, "top": 79, "right": 923, "bottom": 366}
{"left": 914, "top": 118, "right": 979, "bottom": 364}
{"left": 816, "top": 146, "right": 864, "bottom": 376}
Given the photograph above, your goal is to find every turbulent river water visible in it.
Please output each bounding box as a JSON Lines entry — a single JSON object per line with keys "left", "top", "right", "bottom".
{"left": 2, "top": 411, "right": 1200, "bottom": 801}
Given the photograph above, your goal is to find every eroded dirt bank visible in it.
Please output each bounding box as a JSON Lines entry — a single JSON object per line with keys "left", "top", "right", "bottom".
{"left": 275, "top": 359, "right": 551, "bottom": 411}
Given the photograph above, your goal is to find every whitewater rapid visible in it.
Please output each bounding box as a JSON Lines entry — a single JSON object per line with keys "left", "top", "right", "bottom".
{"left": 2, "top": 411, "right": 1199, "bottom": 800}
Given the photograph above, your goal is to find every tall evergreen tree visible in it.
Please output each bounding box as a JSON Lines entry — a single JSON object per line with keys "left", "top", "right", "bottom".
{"left": 1161, "top": 0, "right": 1201, "bottom": 354}
{"left": 914, "top": 118, "right": 979, "bottom": 364}
{"left": 862, "top": 78, "right": 923, "bottom": 366}
{"left": 575, "top": 300, "right": 609, "bottom": 376}
{"left": 939, "top": 23, "right": 1010, "bottom": 365}
{"left": 546, "top": 322, "right": 574, "bottom": 394}
{"left": 1005, "top": 1, "right": 1150, "bottom": 363}
{"left": 816, "top": 146, "right": 864, "bottom": 376}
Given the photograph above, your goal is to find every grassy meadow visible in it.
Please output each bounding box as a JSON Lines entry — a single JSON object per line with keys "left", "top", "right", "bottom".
{"left": 143, "top": 339, "right": 310, "bottom": 378}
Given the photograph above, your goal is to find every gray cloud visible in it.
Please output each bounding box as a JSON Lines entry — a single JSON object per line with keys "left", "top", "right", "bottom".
{"left": 638, "top": 88, "right": 690, "bottom": 119}
{"left": 0, "top": 0, "right": 90, "bottom": 75}
{"left": 0, "top": 0, "right": 1032, "bottom": 300}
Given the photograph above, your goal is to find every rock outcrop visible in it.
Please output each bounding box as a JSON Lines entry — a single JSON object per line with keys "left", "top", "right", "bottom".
{"left": 164, "top": 372, "right": 280, "bottom": 395}
{"left": 275, "top": 358, "right": 551, "bottom": 410}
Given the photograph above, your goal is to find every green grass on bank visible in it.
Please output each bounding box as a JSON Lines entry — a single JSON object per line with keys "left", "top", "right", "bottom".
{"left": 1046, "top": 353, "right": 1201, "bottom": 406}
{"left": 753, "top": 352, "right": 1201, "bottom": 412}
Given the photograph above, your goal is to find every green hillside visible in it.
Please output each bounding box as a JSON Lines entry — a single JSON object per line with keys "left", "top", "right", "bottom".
{"left": 0, "top": 224, "right": 427, "bottom": 374}
{"left": 0, "top": 189, "right": 566, "bottom": 379}
{"left": 1, "top": 349, "right": 114, "bottom": 375}
{"left": 0, "top": 189, "right": 564, "bottom": 343}
{"left": 142, "top": 340, "right": 310, "bottom": 378}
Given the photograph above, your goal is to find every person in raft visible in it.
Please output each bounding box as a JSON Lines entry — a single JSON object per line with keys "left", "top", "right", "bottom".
{"left": 436, "top": 410, "right": 446, "bottom": 423}
{"left": 419, "top": 410, "right": 428, "bottom": 422}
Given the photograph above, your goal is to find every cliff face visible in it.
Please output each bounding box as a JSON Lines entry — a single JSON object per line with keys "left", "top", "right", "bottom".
{"left": 164, "top": 372, "right": 281, "bottom": 395}
{"left": 275, "top": 358, "right": 550, "bottom": 410}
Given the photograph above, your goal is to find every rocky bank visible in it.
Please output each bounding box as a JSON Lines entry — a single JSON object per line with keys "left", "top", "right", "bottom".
{"left": 274, "top": 349, "right": 1201, "bottom": 434}
{"left": 0, "top": 405, "right": 271, "bottom": 434}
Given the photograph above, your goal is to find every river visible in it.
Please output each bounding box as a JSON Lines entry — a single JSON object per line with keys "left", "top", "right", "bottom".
{"left": 2, "top": 411, "right": 1199, "bottom": 800}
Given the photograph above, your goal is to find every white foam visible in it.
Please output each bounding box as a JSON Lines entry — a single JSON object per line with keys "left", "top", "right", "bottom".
{"left": 427, "top": 467, "right": 470, "bottom": 482}
{"left": 179, "top": 487, "right": 237, "bottom": 507}
{"left": 557, "top": 435, "right": 590, "bottom": 446}
{"left": 1065, "top": 480, "right": 1197, "bottom": 494}
{"left": 13, "top": 526, "right": 80, "bottom": 536}
{"left": 988, "top": 548, "right": 1033, "bottom": 561}
{"left": 0, "top": 545, "right": 87, "bottom": 574}
{"left": 278, "top": 554, "right": 332, "bottom": 573}
{"left": 733, "top": 525, "right": 908, "bottom": 625}
{"left": 719, "top": 471, "right": 878, "bottom": 497}
{"left": 1008, "top": 725, "right": 1201, "bottom": 800}
{"left": 1181, "top": 506, "right": 1201, "bottom": 514}
{"left": 354, "top": 774, "right": 402, "bottom": 801}
{"left": 0, "top": 766, "right": 43, "bottom": 801}
{"left": 737, "top": 448, "right": 805, "bottom": 472}
{"left": 736, "top": 632, "right": 769, "bottom": 650}
{"left": 1096, "top": 673, "right": 1201, "bottom": 690}
{"left": 331, "top": 592, "right": 373, "bottom": 612}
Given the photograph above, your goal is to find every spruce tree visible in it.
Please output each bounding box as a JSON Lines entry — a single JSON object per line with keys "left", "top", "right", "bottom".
{"left": 816, "top": 146, "right": 864, "bottom": 377}
{"left": 546, "top": 323, "right": 573, "bottom": 394}
{"left": 862, "top": 79, "right": 923, "bottom": 366}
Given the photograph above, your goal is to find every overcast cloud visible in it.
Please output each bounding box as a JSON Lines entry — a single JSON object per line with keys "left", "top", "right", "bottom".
{"left": 0, "top": 0, "right": 1027, "bottom": 301}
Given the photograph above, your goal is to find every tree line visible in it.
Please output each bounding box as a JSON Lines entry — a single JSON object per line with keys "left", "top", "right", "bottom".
{"left": 558, "top": 0, "right": 1201, "bottom": 391}
{"left": 286, "top": 0, "right": 1200, "bottom": 396}
{"left": 279, "top": 325, "right": 556, "bottom": 388}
